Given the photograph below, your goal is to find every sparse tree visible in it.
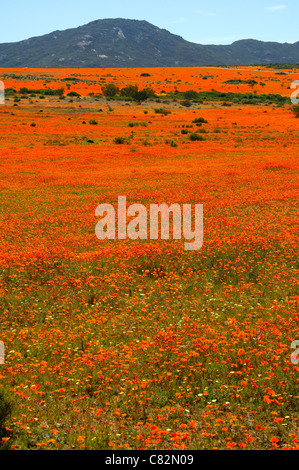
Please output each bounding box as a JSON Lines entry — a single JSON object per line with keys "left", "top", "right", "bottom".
{"left": 120, "top": 85, "right": 138, "bottom": 97}
{"left": 101, "top": 83, "right": 119, "bottom": 98}
{"left": 132, "top": 87, "right": 155, "bottom": 103}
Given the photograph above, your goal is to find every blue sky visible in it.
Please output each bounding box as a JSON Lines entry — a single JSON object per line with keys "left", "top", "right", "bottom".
{"left": 1, "top": 0, "right": 298, "bottom": 45}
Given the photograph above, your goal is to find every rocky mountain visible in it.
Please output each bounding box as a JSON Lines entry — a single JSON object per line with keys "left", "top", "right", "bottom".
{"left": 0, "top": 18, "right": 298, "bottom": 68}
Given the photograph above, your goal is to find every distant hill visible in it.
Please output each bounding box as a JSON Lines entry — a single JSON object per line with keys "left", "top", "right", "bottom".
{"left": 0, "top": 18, "right": 298, "bottom": 68}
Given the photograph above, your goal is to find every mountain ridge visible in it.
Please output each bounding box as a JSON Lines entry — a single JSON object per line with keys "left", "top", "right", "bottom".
{"left": 0, "top": 18, "right": 298, "bottom": 68}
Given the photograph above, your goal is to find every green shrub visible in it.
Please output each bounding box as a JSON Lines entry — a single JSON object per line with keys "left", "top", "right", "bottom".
{"left": 154, "top": 108, "right": 171, "bottom": 115}
{"left": 291, "top": 105, "right": 299, "bottom": 118}
{"left": 102, "top": 84, "right": 119, "bottom": 98}
{"left": 19, "top": 87, "right": 30, "bottom": 94}
{"left": 224, "top": 79, "right": 258, "bottom": 85}
{"left": 120, "top": 85, "right": 138, "bottom": 98}
{"left": 0, "top": 390, "right": 12, "bottom": 448}
{"left": 189, "top": 133, "right": 206, "bottom": 141}
{"left": 192, "top": 117, "right": 208, "bottom": 124}
{"left": 183, "top": 90, "right": 198, "bottom": 100}
{"left": 67, "top": 91, "right": 80, "bottom": 97}
{"left": 114, "top": 136, "right": 128, "bottom": 144}
{"left": 133, "top": 88, "right": 155, "bottom": 103}
{"left": 182, "top": 100, "right": 192, "bottom": 107}
{"left": 165, "top": 139, "right": 178, "bottom": 147}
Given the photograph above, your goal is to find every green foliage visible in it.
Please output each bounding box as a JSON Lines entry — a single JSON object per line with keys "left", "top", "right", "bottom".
{"left": 45, "top": 88, "right": 65, "bottom": 96}
{"left": 154, "top": 108, "right": 171, "bottom": 115}
{"left": 166, "top": 89, "right": 289, "bottom": 106}
{"left": 192, "top": 117, "right": 208, "bottom": 124}
{"left": 165, "top": 139, "right": 178, "bottom": 147}
{"left": 0, "top": 390, "right": 12, "bottom": 448}
{"left": 223, "top": 79, "right": 258, "bottom": 85}
{"left": 19, "top": 87, "right": 30, "bottom": 94}
{"left": 120, "top": 85, "right": 138, "bottom": 97}
{"left": 262, "top": 62, "right": 299, "bottom": 69}
{"left": 128, "top": 122, "right": 147, "bottom": 128}
{"left": 114, "top": 136, "right": 129, "bottom": 144}
{"left": 5, "top": 87, "right": 16, "bottom": 95}
{"left": 133, "top": 88, "right": 155, "bottom": 102}
{"left": 102, "top": 83, "right": 119, "bottom": 98}
{"left": 182, "top": 100, "right": 192, "bottom": 107}
{"left": 183, "top": 90, "right": 198, "bottom": 99}
{"left": 54, "top": 88, "right": 65, "bottom": 97}
{"left": 189, "top": 132, "right": 206, "bottom": 141}
{"left": 67, "top": 91, "right": 80, "bottom": 97}
{"left": 19, "top": 87, "right": 65, "bottom": 97}
{"left": 291, "top": 105, "right": 299, "bottom": 118}
{"left": 119, "top": 85, "right": 155, "bottom": 102}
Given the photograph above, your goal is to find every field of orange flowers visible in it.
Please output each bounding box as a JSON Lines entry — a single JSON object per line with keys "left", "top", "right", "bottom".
{"left": 0, "top": 66, "right": 298, "bottom": 450}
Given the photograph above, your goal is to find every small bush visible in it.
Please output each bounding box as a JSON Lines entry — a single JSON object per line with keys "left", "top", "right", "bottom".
{"left": 192, "top": 117, "right": 208, "bottom": 124}
{"left": 67, "top": 91, "right": 80, "bottom": 97}
{"left": 165, "top": 139, "right": 178, "bottom": 147}
{"left": 189, "top": 133, "right": 206, "bottom": 141}
{"left": 154, "top": 108, "right": 171, "bottom": 115}
{"left": 19, "top": 87, "right": 30, "bottom": 94}
{"left": 89, "top": 119, "right": 98, "bottom": 125}
{"left": 114, "top": 136, "right": 128, "bottom": 144}
{"left": 133, "top": 88, "right": 155, "bottom": 103}
{"left": 291, "top": 105, "right": 299, "bottom": 118}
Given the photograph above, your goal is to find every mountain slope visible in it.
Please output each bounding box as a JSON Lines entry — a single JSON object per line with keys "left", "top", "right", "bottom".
{"left": 0, "top": 18, "right": 298, "bottom": 68}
